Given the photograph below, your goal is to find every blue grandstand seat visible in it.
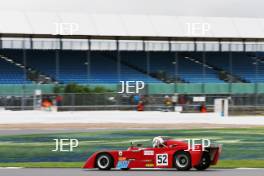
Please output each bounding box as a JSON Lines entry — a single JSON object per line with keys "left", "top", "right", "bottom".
{"left": 121, "top": 52, "right": 223, "bottom": 83}
{"left": 1, "top": 50, "right": 161, "bottom": 84}
{"left": 199, "top": 52, "right": 264, "bottom": 83}
{"left": 0, "top": 59, "right": 31, "bottom": 84}
{"left": 1, "top": 50, "right": 263, "bottom": 84}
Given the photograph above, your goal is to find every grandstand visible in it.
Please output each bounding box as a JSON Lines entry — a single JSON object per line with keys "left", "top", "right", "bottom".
{"left": 0, "top": 49, "right": 263, "bottom": 85}
{"left": 0, "top": 0, "right": 264, "bottom": 112}
{"left": 0, "top": 8, "right": 263, "bottom": 86}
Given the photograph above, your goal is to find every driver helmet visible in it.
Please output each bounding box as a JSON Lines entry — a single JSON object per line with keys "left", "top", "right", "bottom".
{"left": 152, "top": 136, "right": 165, "bottom": 148}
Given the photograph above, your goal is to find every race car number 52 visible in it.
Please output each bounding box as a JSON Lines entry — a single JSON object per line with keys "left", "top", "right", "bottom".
{"left": 156, "top": 154, "right": 168, "bottom": 166}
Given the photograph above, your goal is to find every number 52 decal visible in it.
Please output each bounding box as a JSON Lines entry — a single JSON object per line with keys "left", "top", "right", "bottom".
{"left": 156, "top": 154, "right": 168, "bottom": 166}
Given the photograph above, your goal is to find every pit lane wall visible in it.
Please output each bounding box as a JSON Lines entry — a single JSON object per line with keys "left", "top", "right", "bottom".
{"left": 0, "top": 111, "right": 264, "bottom": 125}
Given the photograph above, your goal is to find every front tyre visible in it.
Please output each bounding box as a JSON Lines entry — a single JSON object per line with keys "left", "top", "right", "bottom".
{"left": 96, "top": 153, "right": 113, "bottom": 170}
{"left": 174, "top": 151, "right": 192, "bottom": 171}
{"left": 194, "top": 152, "right": 211, "bottom": 171}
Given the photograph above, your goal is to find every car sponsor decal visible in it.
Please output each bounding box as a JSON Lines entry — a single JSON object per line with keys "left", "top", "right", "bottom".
{"left": 145, "top": 163, "right": 154, "bottom": 167}
{"left": 156, "top": 154, "right": 168, "bottom": 166}
{"left": 144, "top": 150, "right": 154, "bottom": 156}
{"left": 116, "top": 160, "right": 130, "bottom": 169}
{"left": 118, "top": 151, "right": 123, "bottom": 156}
{"left": 118, "top": 157, "right": 126, "bottom": 161}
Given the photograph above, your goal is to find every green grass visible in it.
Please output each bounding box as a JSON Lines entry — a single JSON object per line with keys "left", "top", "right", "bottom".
{"left": 0, "top": 160, "right": 263, "bottom": 168}
{"left": 213, "top": 160, "right": 264, "bottom": 168}
{"left": 0, "top": 162, "right": 83, "bottom": 168}
{"left": 0, "top": 127, "right": 263, "bottom": 166}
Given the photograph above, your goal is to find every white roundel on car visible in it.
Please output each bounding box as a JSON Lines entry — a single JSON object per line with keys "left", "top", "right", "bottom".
{"left": 156, "top": 154, "right": 168, "bottom": 166}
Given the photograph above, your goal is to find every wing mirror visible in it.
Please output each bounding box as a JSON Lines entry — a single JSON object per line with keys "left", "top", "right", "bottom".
{"left": 130, "top": 142, "right": 142, "bottom": 147}
{"left": 136, "top": 144, "right": 143, "bottom": 147}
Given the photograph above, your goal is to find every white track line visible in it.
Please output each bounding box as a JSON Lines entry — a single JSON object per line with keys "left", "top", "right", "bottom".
{"left": 0, "top": 167, "right": 23, "bottom": 169}
{"left": 236, "top": 168, "right": 263, "bottom": 170}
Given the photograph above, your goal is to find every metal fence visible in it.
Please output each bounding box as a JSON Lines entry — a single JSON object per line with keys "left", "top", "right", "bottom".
{"left": 1, "top": 93, "right": 264, "bottom": 115}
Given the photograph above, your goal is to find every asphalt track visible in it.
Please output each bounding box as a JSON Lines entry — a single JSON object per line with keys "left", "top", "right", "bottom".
{"left": 0, "top": 168, "right": 264, "bottom": 176}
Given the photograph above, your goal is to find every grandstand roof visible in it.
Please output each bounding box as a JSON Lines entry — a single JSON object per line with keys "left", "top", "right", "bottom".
{"left": 1, "top": 0, "right": 264, "bottom": 39}
{"left": 2, "top": 0, "right": 264, "bottom": 18}
{"left": 1, "top": 11, "right": 264, "bottom": 39}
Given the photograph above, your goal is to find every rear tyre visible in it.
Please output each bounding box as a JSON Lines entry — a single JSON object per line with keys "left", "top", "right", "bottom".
{"left": 174, "top": 151, "right": 192, "bottom": 171}
{"left": 96, "top": 153, "right": 113, "bottom": 170}
{"left": 194, "top": 152, "right": 211, "bottom": 171}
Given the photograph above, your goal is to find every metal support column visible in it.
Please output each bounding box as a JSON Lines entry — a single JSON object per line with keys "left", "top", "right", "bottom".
{"left": 219, "top": 39, "right": 222, "bottom": 52}
{"left": 146, "top": 50, "right": 150, "bottom": 83}
{"left": 243, "top": 39, "right": 246, "bottom": 52}
{"left": 202, "top": 48, "right": 206, "bottom": 94}
{"left": 228, "top": 44, "right": 233, "bottom": 93}
{"left": 55, "top": 50, "right": 60, "bottom": 82}
{"left": 55, "top": 37, "right": 62, "bottom": 83}
{"left": 86, "top": 38, "right": 91, "bottom": 83}
{"left": 174, "top": 52, "right": 179, "bottom": 93}
{"left": 22, "top": 44, "right": 27, "bottom": 110}
{"left": 116, "top": 40, "right": 121, "bottom": 82}
{"left": 255, "top": 53, "right": 259, "bottom": 113}
{"left": 194, "top": 39, "right": 197, "bottom": 52}
{"left": 0, "top": 35, "right": 2, "bottom": 49}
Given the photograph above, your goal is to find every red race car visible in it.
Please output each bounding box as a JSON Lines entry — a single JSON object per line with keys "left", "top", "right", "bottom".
{"left": 83, "top": 136, "right": 221, "bottom": 171}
